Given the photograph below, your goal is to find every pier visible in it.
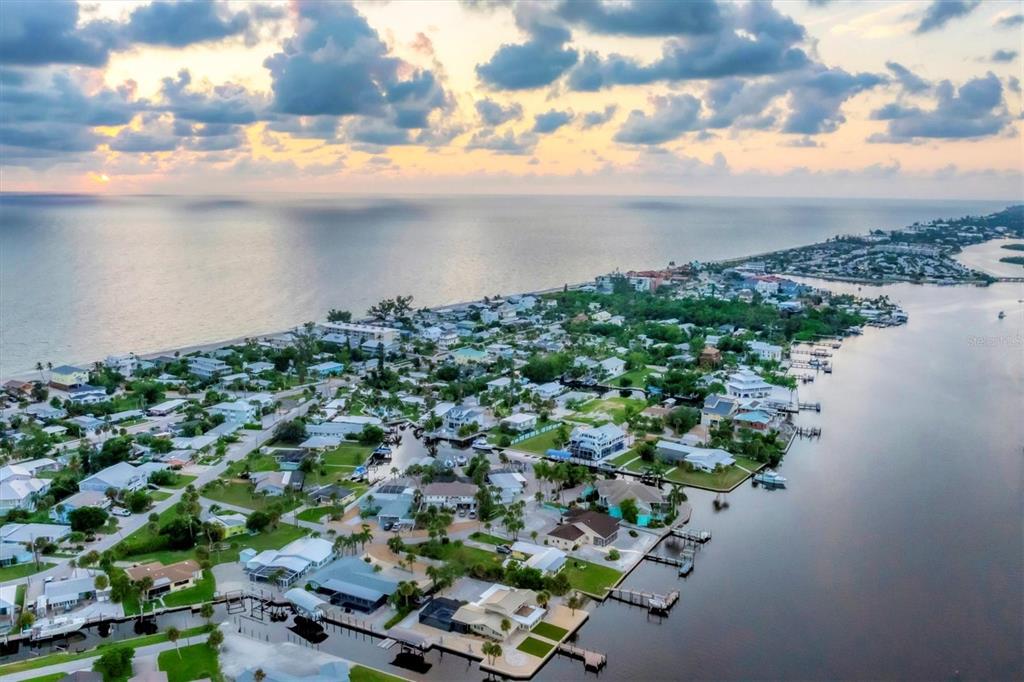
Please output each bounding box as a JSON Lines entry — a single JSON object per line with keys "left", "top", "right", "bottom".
{"left": 798, "top": 401, "right": 822, "bottom": 412}
{"left": 607, "top": 587, "right": 680, "bottom": 614}
{"left": 557, "top": 642, "right": 607, "bottom": 671}
{"left": 668, "top": 528, "right": 712, "bottom": 543}
{"left": 794, "top": 426, "right": 822, "bottom": 438}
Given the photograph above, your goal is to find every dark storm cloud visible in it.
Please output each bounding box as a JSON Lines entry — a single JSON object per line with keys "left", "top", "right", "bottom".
{"left": 915, "top": 0, "right": 980, "bottom": 34}
{"left": 870, "top": 73, "right": 1009, "bottom": 142}
{"left": 551, "top": 0, "right": 723, "bottom": 37}
{"left": 0, "top": 1, "right": 118, "bottom": 66}
{"left": 532, "top": 109, "right": 574, "bottom": 133}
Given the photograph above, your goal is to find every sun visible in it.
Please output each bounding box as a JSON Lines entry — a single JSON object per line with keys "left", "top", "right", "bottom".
{"left": 88, "top": 172, "right": 111, "bottom": 185}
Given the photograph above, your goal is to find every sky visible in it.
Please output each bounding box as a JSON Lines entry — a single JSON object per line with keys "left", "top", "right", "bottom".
{"left": 1, "top": 0, "right": 1022, "bottom": 198}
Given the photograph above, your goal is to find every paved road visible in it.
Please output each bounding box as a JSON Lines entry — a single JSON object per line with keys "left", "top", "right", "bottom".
{"left": 2, "top": 391, "right": 325, "bottom": 589}
{"left": 2, "top": 632, "right": 211, "bottom": 682}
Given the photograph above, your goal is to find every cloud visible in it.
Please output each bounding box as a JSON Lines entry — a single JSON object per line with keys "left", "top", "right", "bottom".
{"left": 475, "top": 99, "right": 523, "bottom": 125}
{"left": 124, "top": 1, "right": 277, "bottom": 48}
{"left": 0, "top": 1, "right": 118, "bottom": 66}
{"left": 159, "top": 70, "right": 265, "bottom": 125}
{"left": 532, "top": 109, "right": 574, "bottom": 133}
{"left": 566, "top": 2, "right": 809, "bottom": 91}
{"left": 915, "top": 0, "right": 980, "bottom": 34}
{"left": 466, "top": 129, "right": 538, "bottom": 154}
{"left": 990, "top": 49, "right": 1018, "bottom": 63}
{"left": 781, "top": 66, "right": 886, "bottom": 134}
{"left": 476, "top": 15, "right": 578, "bottom": 90}
{"left": 552, "top": 0, "right": 723, "bottom": 37}
{"left": 265, "top": 1, "right": 447, "bottom": 130}
{"left": 614, "top": 94, "right": 703, "bottom": 145}
{"left": 885, "top": 62, "right": 931, "bottom": 93}
{"left": 581, "top": 105, "right": 617, "bottom": 129}
{"left": 994, "top": 13, "right": 1024, "bottom": 29}
{"left": 870, "top": 73, "right": 1009, "bottom": 142}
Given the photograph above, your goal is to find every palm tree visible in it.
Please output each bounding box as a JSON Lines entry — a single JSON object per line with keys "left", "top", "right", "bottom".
{"left": 35, "top": 362, "right": 44, "bottom": 384}
{"left": 200, "top": 602, "right": 214, "bottom": 626}
{"left": 536, "top": 590, "right": 550, "bottom": 610}
{"left": 500, "top": 617, "right": 512, "bottom": 639}
{"left": 166, "top": 626, "right": 181, "bottom": 658}
{"left": 254, "top": 669, "right": 266, "bottom": 682}
{"left": 566, "top": 592, "right": 582, "bottom": 615}
{"left": 207, "top": 628, "right": 224, "bottom": 651}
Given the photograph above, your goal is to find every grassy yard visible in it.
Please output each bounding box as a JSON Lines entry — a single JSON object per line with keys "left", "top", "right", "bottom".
{"left": 517, "top": 636, "right": 555, "bottom": 657}
{"left": 561, "top": 558, "right": 622, "bottom": 596}
{"left": 202, "top": 481, "right": 301, "bottom": 512}
{"left": 150, "top": 491, "right": 173, "bottom": 502}
{"left": 661, "top": 456, "right": 763, "bottom": 491}
{"left": 22, "top": 674, "right": 65, "bottom": 682}
{"left": 531, "top": 621, "right": 568, "bottom": 640}
{"left": 412, "top": 541, "right": 502, "bottom": 572}
{"left": 605, "top": 448, "right": 641, "bottom": 467}
{"left": 574, "top": 397, "right": 646, "bottom": 424}
{"left": 0, "top": 562, "right": 54, "bottom": 581}
{"left": 468, "top": 532, "right": 507, "bottom": 546}
{"left": 159, "top": 473, "right": 198, "bottom": 489}
{"left": 321, "top": 443, "right": 373, "bottom": 468}
{"left": 508, "top": 427, "right": 565, "bottom": 455}
{"left": 161, "top": 570, "right": 215, "bottom": 609}
{"left": 0, "top": 625, "right": 211, "bottom": 676}
{"left": 613, "top": 367, "right": 656, "bottom": 388}
{"left": 295, "top": 505, "right": 343, "bottom": 523}
{"left": 350, "top": 665, "right": 408, "bottom": 682}
{"left": 157, "top": 642, "right": 221, "bottom": 682}
{"left": 224, "top": 453, "right": 278, "bottom": 476}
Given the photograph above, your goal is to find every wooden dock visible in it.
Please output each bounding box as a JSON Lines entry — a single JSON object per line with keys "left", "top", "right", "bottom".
{"left": 557, "top": 642, "right": 607, "bottom": 670}
{"left": 798, "top": 401, "right": 822, "bottom": 412}
{"left": 607, "top": 587, "right": 680, "bottom": 614}
{"left": 668, "top": 528, "right": 712, "bottom": 543}
{"left": 794, "top": 426, "right": 822, "bottom": 438}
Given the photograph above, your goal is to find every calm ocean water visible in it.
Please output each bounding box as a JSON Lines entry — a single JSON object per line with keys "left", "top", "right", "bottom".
{"left": 0, "top": 193, "right": 1008, "bottom": 376}
{"left": 0, "top": 194, "right": 1021, "bottom": 679}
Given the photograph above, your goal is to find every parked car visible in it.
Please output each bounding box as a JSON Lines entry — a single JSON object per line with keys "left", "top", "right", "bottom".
{"left": 496, "top": 544, "right": 512, "bottom": 555}
{"left": 111, "top": 507, "right": 131, "bottom": 517}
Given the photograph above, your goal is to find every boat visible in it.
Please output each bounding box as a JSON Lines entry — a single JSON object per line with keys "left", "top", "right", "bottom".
{"left": 471, "top": 438, "right": 493, "bottom": 452}
{"left": 373, "top": 445, "right": 392, "bottom": 459}
{"left": 998, "top": 311, "right": 1006, "bottom": 319}
{"left": 754, "top": 469, "right": 787, "bottom": 487}
{"left": 678, "top": 550, "right": 695, "bottom": 576}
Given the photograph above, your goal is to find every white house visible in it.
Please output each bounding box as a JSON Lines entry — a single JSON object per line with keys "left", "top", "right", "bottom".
{"left": 726, "top": 369, "right": 774, "bottom": 399}
{"left": 444, "top": 406, "right": 493, "bottom": 432}
{"left": 188, "top": 356, "right": 230, "bottom": 379}
{"left": 655, "top": 440, "right": 736, "bottom": 472}
{"left": 104, "top": 354, "right": 139, "bottom": 377}
{"left": 421, "top": 481, "right": 478, "bottom": 510}
{"left": 748, "top": 341, "right": 783, "bottom": 362}
{"left": 501, "top": 413, "right": 538, "bottom": 433}
{"left": 533, "top": 382, "right": 564, "bottom": 400}
{"left": 568, "top": 424, "right": 630, "bottom": 460}
{"left": 597, "top": 357, "right": 626, "bottom": 378}
{"left": 244, "top": 537, "right": 334, "bottom": 586}
{"left": 0, "top": 464, "right": 50, "bottom": 513}
{"left": 209, "top": 400, "right": 258, "bottom": 423}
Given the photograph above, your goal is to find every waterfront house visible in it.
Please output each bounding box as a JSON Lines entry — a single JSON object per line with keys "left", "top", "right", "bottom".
{"left": 306, "top": 557, "right": 398, "bottom": 612}
{"left": 748, "top": 341, "right": 783, "bottom": 362}
{"left": 500, "top": 412, "right": 538, "bottom": 432}
{"left": 443, "top": 405, "right": 493, "bottom": 433}
{"left": 318, "top": 321, "right": 399, "bottom": 350}
{"left": 568, "top": 423, "right": 630, "bottom": 461}
{"left": 726, "top": 369, "right": 774, "bottom": 399}
{"left": 597, "top": 357, "right": 626, "bottom": 378}
{"left": 508, "top": 541, "right": 567, "bottom": 575}
{"left": 533, "top": 381, "right": 565, "bottom": 400}
{"left": 655, "top": 440, "right": 736, "bottom": 472}
{"left": 67, "top": 384, "right": 108, "bottom": 405}
{"left": 546, "top": 509, "right": 620, "bottom": 549}
{"left": 104, "top": 354, "right": 139, "bottom": 377}
{"left": 3, "top": 379, "right": 33, "bottom": 399}
{"left": 452, "top": 584, "right": 545, "bottom": 641}
{"left": 244, "top": 537, "right": 334, "bottom": 586}
{"left": 419, "top": 597, "right": 469, "bottom": 633}
{"left": 49, "top": 365, "right": 89, "bottom": 389}
{"left": 41, "top": 574, "right": 100, "bottom": 613}
{"left": 285, "top": 588, "right": 328, "bottom": 621}
{"left": 124, "top": 559, "right": 202, "bottom": 600}
{"left": 735, "top": 410, "right": 772, "bottom": 431}
{"left": 595, "top": 479, "right": 670, "bottom": 526}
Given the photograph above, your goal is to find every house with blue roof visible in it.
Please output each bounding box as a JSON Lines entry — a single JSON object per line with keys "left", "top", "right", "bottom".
{"left": 306, "top": 557, "right": 399, "bottom": 612}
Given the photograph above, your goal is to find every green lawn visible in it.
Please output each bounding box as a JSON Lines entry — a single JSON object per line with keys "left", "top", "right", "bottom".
{"left": 0, "top": 625, "right": 210, "bottom": 676}
{"left": 574, "top": 397, "right": 646, "bottom": 424}
{"left": 613, "top": 367, "right": 656, "bottom": 388}
{"left": 605, "top": 448, "right": 641, "bottom": 467}
{"left": 157, "top": 642, "right": 221, "bottom": 682}
{"left": 202, "top": 481, "right": 301, "bottom": 512}
{"left": 224, "top": 453, "right": 278, "bottom": 476}
{"left": 150, "top": 491, "right": 173, "bottom": 502}
{"left": 295, "top": 505, "right": 343, "bottom": 523}
{"left": 160, "top": 570, "right": 215, "bottom": 609}
{"left": 531, "top": 621, "right": 568, "bottom": 640}
{"left": 508, "top": 427, "right": 565, "bottom": 455}
{"left": 517, "top": 636, "right": 555, "bottom": 657}
{"left": 321, "top": 443, "right": 373, "bottom": 467}
{"left": 561, "top": 559, "right": 622, "bottom": 596}
{"left": 660, "top": 456, "right": 764, "bottom": 491}
{"left": 412, "top": 541, "right": 502, "bottom": 572}
{"left": 159, "top": 473, "right": 198, "bottom": 489}
{"left": 468, "top": 532, "right": 507, "bottom": 545}
{"left": 0, "top": 562, "right": 54, "bottom": 581}
{"left": 351, "top": 665, "right": 408, "bottom": 682}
